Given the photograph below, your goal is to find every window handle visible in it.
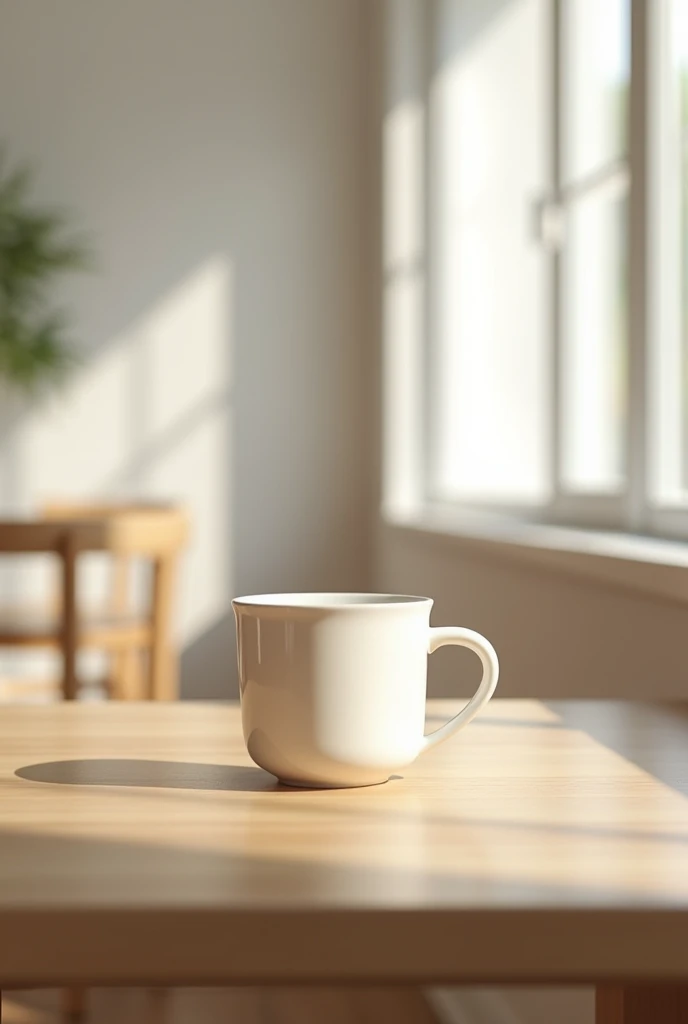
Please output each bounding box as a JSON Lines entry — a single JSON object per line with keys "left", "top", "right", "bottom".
{"left": 532, "top": 195, "right": 566, "bottom": 251}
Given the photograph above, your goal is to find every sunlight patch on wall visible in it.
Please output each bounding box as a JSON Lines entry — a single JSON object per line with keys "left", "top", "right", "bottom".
{"left": 138, "top": 257, "right": 231, "bottom": 450}
{"left": 381, "top": 0, "right": 427, "bottom": 518}
{"left": 383, "top": 267, "right": 425, "bottom": 518}
{"left": 145, "top": 400, "right": 231, "bottom": 645}
{"left": 18, "top": 341, "right": 132, "bottom": 502}
{"left": 384, "top": 99, "right": 424, "bottom": 273}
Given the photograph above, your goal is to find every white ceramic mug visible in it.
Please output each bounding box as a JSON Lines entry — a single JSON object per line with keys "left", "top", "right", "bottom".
{"left": 233, "top": 593, "right": 499, "bottom": 788}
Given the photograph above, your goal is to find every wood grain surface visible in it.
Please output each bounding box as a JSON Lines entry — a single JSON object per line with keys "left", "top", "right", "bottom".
{"left": 1, "top": 699, "right": 688, "bottom": 986}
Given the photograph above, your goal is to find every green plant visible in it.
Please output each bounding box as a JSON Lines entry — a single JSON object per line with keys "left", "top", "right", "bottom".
{"left": 0, "top": 151, "right": 90, "bottom": 393}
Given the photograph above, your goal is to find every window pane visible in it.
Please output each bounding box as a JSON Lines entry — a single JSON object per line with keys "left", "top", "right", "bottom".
{"left": 561, "top": 0, "right": 629, "bottom": 186}
{"left": 431, "top": 0, "right": 550, "bottom": 505}
{"left": 560, "top": 190, "right": 627, "bottom": 493}
{"left": 680, "top": 5, "right": 688, "bottom": 491}
{"left": 651, "top": 0, "right": 688, "bottom": 505}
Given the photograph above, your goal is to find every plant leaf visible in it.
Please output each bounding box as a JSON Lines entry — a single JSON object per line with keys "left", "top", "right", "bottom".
{"left": 0, "top": 149, "right": 90, "bottom": 390}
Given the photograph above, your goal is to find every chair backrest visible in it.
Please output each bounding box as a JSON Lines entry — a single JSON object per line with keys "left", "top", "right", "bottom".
{"left": 41, "top": 503, "right": 190, "bottom": 645}
{"left": 0, "top": 505, "right": 189, "bottom": 701}
{"left": 0, "top": 519, "right": 90, "bottom": 699}
{"left": 40, "top": 503, "right": 190, "bottom": 557}
{"left": 0, "top": 520, "right": 104, "bottom": 553}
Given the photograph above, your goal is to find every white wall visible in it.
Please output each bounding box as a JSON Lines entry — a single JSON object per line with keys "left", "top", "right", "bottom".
{"left": 0, "top": 0, "right": 373, "bottom": 696}
{"left": 377, "top": 524, "right": 688, "bottom": 701}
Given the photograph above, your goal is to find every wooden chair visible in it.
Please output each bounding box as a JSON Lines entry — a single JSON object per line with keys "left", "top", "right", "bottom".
{"left": 0, "top": 505, "right": 189, "bottom": 1020}
{"left": 0, "top": 504, "right": 189, "bottom": 702}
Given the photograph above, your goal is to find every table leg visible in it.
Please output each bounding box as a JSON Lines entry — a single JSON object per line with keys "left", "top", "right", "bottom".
{"left": 62, "top": 986, "right": 85, "bottom": 1020}
{"left": 597, "top": 985, "right": 688, "bottom": 1022}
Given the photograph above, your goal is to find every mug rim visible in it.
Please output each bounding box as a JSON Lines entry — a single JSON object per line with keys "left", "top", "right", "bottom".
{"left": 233, "top": 592, "right": 433, "bottom": 611}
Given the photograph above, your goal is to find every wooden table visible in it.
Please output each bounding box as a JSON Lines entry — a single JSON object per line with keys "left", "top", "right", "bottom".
{"left": 1, "top": 699, "right": 688, "bottom": 1023}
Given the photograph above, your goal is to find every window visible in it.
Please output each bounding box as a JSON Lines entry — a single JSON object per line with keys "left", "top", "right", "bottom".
{"left": 383, "top": 0, "right": 688, "bottom": 538}
{"left": 652, "top": 0, "right": 688, "bottom": 529}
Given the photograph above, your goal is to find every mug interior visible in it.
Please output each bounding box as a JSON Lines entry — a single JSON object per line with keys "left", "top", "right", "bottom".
{"left": 233, "top": 593, "right": 431, "bottom": 609}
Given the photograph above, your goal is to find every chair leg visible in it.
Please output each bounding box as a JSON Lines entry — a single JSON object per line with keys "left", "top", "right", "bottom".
{"left": 149, "top": 556, "right": 178, "bottom": 700}
{"left": 111, "top": 648, "right": 143, "bottom": 701}
{"left": 149, "top": 645, "right": 177, "bottom": 701}
{"left": 147, "top": 988, "right": 169, "bottom": 1024}
{"left": 62, "top": 987, "right": 85, "bottom": 1021}
{"left": 60, "top": 535, "right": 79, "bottom": 701}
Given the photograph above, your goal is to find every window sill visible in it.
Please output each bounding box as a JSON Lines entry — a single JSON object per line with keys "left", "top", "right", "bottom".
{"left": 383, "top": 506, "right": 688, "bottom": 604}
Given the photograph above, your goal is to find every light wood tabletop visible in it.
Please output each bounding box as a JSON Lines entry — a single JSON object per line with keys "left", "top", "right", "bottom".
{"left": 2, "top": 699, "right": 688, "bottom": 1020}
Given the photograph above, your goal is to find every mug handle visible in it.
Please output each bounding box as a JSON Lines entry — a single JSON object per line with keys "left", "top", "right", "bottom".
{"left": 422, "top": 627, "right": 499, "bottom": 752}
